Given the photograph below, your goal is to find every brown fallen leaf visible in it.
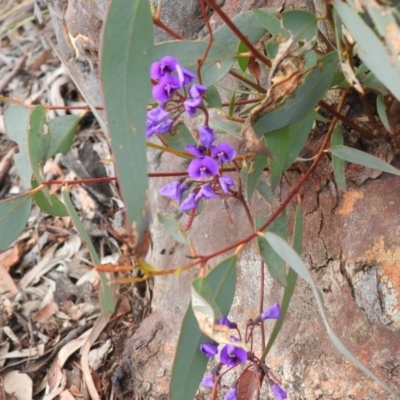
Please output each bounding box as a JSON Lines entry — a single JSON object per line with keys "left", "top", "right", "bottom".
{"left": 3, "top": 371, "right": 32, "bottom": 400}
{"left": 0, "top": 265, "right": 18, "bottom": 298}
{"left": 0, "top": 245, "right": 22, "bottom": 272}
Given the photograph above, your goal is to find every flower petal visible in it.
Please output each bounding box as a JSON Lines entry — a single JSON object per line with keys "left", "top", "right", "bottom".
{"left": 219, "top": 176, "right": 235, "bottom": 193}
{"left": 187, "top": 156, "right": 219, "bottom": 179}
{"left": 199, "top": 342, "right": 218, "bottom": 358}
{"left": 152, "top": 75, "right": 181, "bottom": 102}
{"left": 211, "top": 142, "right": 236, "bottom": 163}
{"left": 180, "top": 192, "right": 198, "bottom": 211}
{"left": 195, "top": 185, "right": 217, "bottom": 201}
{"left": 224, "top": 387, "right": 237, "bottom": 400}
{"left": 261, "top": 303, "right": 281, "bottom": 321}
{"left": 150, "top": 56, "right": 178, "bottom": 79}
{"left": 198, "top": 126, "right": 216, "bottom": 148}
{"left": 184, "top": 97, "right": 203, "bottom": 117}
{"left": 190, "top": 84, "right": 207, "bottom": 98}
{"left": 186, "top": 144, "right": 206, "bottom": 158}
{"left": 159, "top": 181, "right": 188, "bottom": 201}
{"left": 201, "top": 374, "right": 215, "bottom": 388}
{"left": 271, "top": 383, "right": 287, "bottom": 400}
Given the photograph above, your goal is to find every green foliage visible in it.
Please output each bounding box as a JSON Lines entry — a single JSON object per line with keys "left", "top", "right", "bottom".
{"left": 101, "top": 0, "right": 153, "bottom": 246}
{"left": 170, "top": 256, "right": 237, "bottom": 400}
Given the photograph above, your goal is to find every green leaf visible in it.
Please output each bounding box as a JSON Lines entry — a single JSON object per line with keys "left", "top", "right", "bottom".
{"left": 329, "top": 145, "right": 400, "bottom": 176}
{"left": 264, "top": 232, "right": 399, "bottom": 398}
{"left": 265, "top": 111, "right": 316, "bottom": 191}
{"left": 228, "top": 88, "right": 236, "bottom": 118}
{"left": 247, "top": 154, "right": 268, "bottom": 203}
{"left": 204, "top": 84, "right": 222, "bottom": 110}
{"left": 47, "top": 115, "right": 80, "bottom": 157}
{"left": 331, "top": 125, "right": 346, "bottom": 190}
{"left": 62, "top": 188, "right": 115, "bottom": 316}
{"left": 0, "top": 194, "right": 31, "bottom": 252}
{"left": 252, "top": 8, "right": 287, "bottom": 37}
{"left": 28, "top": 105, "right": 49, "bottom": 186}
{"left": 157, "top": 213, "right": 191, "bottom": 246}
{"left": 101, "top": 0, "right": 153, "bottom": 246}
{"left": 253, "top": 52, "right": 337, "bottom": 135}
{"left": 333, "top": 0, "right": 400, "bottom": 101}
{"left": 4, "top": 105, "right": 33, "bottom": 188}
{"left": 192, "top": 277, "right": 222, "bottom": 323}
{"left": 255, "top": 179, "right": 274, "bottom": 204}
{"left": 262, "top": 205, "right": 302, "bottom": 359}
{"left": 210, "top": 120, "right": 241, "bottom": 138}
{"left": 282, "top": 9, "right": 317, "bottom": 43}
{"left": 257, "top": 211, "right": 288, "bottom": 286}
{"left": 376, "top": 95, "right": 391, "bottom": 132}
{"left": 32, "top": 178, "right": 68, "bottom": 217}
{"left": 170, "top": 256, "right": 237, "bottom": 400}
{"left": 158, "top": 122, "right": 196, "bottom": 153}
{"left": 237, "top": 40, "right": 250, "bottom": 73}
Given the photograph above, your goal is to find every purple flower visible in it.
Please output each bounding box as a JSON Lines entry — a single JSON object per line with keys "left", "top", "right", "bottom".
{"left": 146, "top": 106, "right": 174, "bottom": 137}
{"left": 220, "top": 345, "right": 247, "bottom": 367}
{"left": 219, "top": 315, "right": 237, "bottom": 329}
{"left": 184, "top": 97, "right": 203, "bottom": 117}
{"left": 150, "top": 56, "right": 178, "bottom": 80}
{"left": 198, "top": 126, "right": 216, "bottom": 148}
{"left": 186, "top": 144, "right": 206, "bottom": 158}
{"left": 195, "top": 185, "right": 217, "bottom": 201}
{"left": 260, "top": 303, "right": 281, "bottom": 321}
{"left": 271, "top": 383, "right": 287, "bottom": 400}
{"left": 190, "top": 84, "right": 207, "bottom": 98}
{"left": 176, "top": 64, "right": 196, "bottom": 86}
{"left": 201, "top": 374, "right": 215, "bottom": 388}
{"left": 180, "top": 192, "right": 198, "bottom": 211}
{"left": 211, "top": 143, "right": 236, "bottom": 163}
{"left": 159, "top": 181, "right": 188, "bottom": 201}
{"left": 188, "top": 156, "right": 219, "bottom": 179}
{"left": 199, "top": 342, "right": 218, "bottom": 358}
{"left": 152, "top": 75, "right": 181, "bottom": 103}
{"left": 219, "top": 176, "right": 235, "bottom": 193}
{"left": 224, "top": 387, "right": 237, "bottom": 400}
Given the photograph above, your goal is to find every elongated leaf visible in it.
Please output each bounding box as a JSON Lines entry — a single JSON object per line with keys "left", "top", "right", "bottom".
{"left": 254, "top": 52, "right": 337, "bottom": 135}
{"left": 32, "top": 178, "right": 68, "bottom": 217}
{"left": 210, "top": 120, "right": 241, "bottom": 138}
{"left": 228, "top": 88, "right": 236, "bottom": 118}
{"left": 0, "top": 194, "right": 31, "bottom": 251}
{"left": 255, "top": 180, "right": 274, "bottom": 204}
{"left": 47, "top": 115, "right": 80, "bottom": 157}
{"left": 170, "top": 256, "right": 237, "bottom": 400}
{"left": 330, "top": 145, "right": 400, "bottom": 176}
{"left": 237, "top": 40, "right": 250, "bottom": 73}
{"left": 101, "top": 0, "right": 153, "bottom": 246}
{"left": 247, "top": 154, "right": 268, "bottom": 203}
{"left": 4, "top": 105, "right": 32, "bottom": 188}
{"left": 28, "top": 105, "right": 49, "bottom": 186}
{"left": 376, "top": 95, "right": 391, "bottom": 132}
{"left": 257, "top": 212, "right": 288, "bottom": 286}
{"left": 252, "top": 8, "right": 287, "bottom": 37}
{"left": 204, "top": 84, "right": 222, "bottom": 110}
{"left": 262, "top": 205, "right": 302, "bottom": 359}
{"left": 333, "top": 0, "right": 400, "bottom": 101}
{"left": 265, "top": 232, "right": 399, "bottom": 398}
{"left": 265, "top": 111, "right": 316, "bottom": 190}
{"left": 157, "top": 213, "right": 191, "bottom": 246}
{"left": 331, "top": 126, "right": 346, "bottom": 190}
{"left": 62, "top": 188, "right": 115, "bottom": 316}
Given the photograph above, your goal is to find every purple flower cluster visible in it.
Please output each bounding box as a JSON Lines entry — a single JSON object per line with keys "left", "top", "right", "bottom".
{"left": 159, "top": 125, "right": 237, "bottom": 212}
{"left": 146, "top": 56, "right": 206, "bottom": 138}
{"left": 199, "top": 306, "right": 285, "bottom": 400}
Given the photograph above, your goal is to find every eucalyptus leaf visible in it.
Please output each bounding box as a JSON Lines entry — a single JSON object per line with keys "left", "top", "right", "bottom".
{"left": 28, "top": 105, "right": 49, "bottom": 186}
{"left": 32, "top": 178, "right": 68, "bottom": 217}
{"left": 204, "top": 84, "right": 222, "bottom": 110}
{"left": 265, "top": 232, "right": 399, "bottom": 398}
{"left": 265, "top": 111, "right": 316, "bottom": 191}
{"left": 257, "top": 211, "right": 288, "bottom": 287}
{"left": 101, "top": 0, "right": 153, "bottom": 245}
{"left": 237, "top": 40, "right": 250, "bottom": 73}
{"left": 247, "top": 154, "right": 268, "bottom": 203}
{"left": 4, "top": 105, "right": 32, "bottom": 188}
{"left": 329, "top": 145, "right": 400, "bottom": 176}
{"left": 158, "top": 213, "right": 191, "bottom": 246}
{"left": 333, "top": 0, "right": 400, "bottom": 101}
{"left": 0, "top": 194, "right": 31, "bottom": 251}
{"left": 62, "top": 188, "right": 115, "bottom": 316}
{"left": 376, "top": 95, "right": 391, "bottom": 132}
{"left": 47, "top": 114, "right": 80, "bottom": 157}
{"left": 254, "top": 52, "right": 338, "bottom": 135}
{"left": 331, "top": 126, "right": 346, "bottom": 190}
{"left": 210, "top": 119, "right": 241, "bottom": 138}
{"left": 262, "top": 205, "right": 302, "bottom": 358}
{"left": 158, "top": 122, "right": 196, "bottom": 152}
